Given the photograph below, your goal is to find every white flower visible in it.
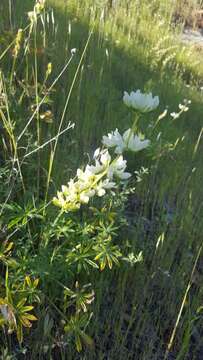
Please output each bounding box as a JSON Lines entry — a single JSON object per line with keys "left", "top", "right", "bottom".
{"left": 71, "top": 48, "right": 77, "bottom": 55}
{"left": 123, "top": 90, "right": 159, "bottom": 112}
{"left": 53, "top": 146, "right": 131, "bottom": 212}
{"left": 108, "top": 156, "right": 131, "bottom": 180}
{"left": 93, "top": 148, "right": 111, "bottom": 168}
{"left": 77, "top": 168, "right": 94, "bottom": 183}
{"left": 102, "top": 129, "right": 125, "bottom": 154}
{"left": 102, "top": 179, "right": 116, "bottom": 189}
{"left": 95, "top": 179, "right": 116, "bottom": 197}
{"left": 93, "top": 148, "right": 100, "bottom": 158}
{"left": 100, "top": 149, "right": 111, "bottom": 165}
{"left": 79, "top": 193, "right": 90, "bottom": 204}
{"left": 103, "top": 128, "right": 150, "bottom": 154}
{"left": 179, "top": 104, "right": 189, "bottom": 112}
{"left": 123, "top": 129, "right": 150, "bottom": 152}
{"left": 170, "top": 112, "right": 179, "bottom": 119}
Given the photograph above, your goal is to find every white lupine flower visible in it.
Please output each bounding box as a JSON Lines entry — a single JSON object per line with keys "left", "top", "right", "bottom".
{"left": 123, "top": 129, "right": 150, "bottom": 152}
{"left": 96, "top": 179, "right": 116, "bottom": 196}
{"left": 102, "top": 179, "right": 116, "bottom": 189}
{"left": 123, "top": 90, "right": 159, "bottom": 112}
{"left": 94, "top": 148, "right": 111, "bottom": 164}
{"left": 86, "top": 163, "right": 103, "bottom": 175}
{"left": 100, "top": 149, "right": 111, "bottom": 166}
{"left": 93, "top": 148, "right": 100, "bottom": 158}
{"left": 79, "top": 193, "right": 90, "bottom": 204}
{"left": 103, "top": 128, "right": 150, "bottom": 154}
{"left": 53, "top": 148, "right": 130, "bottom": 212}
{"left": 77, "top": 168, "right": 94, "bottom": 183}
{"left": 108, "top": 156, "right": 131, "bottom": 180}
{"left": 102, "top": 129, "right": 125, "bottom": 154}
{"left": 97, "top": 187, "right": 106, "bottom": 197}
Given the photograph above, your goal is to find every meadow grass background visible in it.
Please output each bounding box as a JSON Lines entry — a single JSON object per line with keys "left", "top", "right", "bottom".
{"left": 0, "top": 0, "right": 203, "bottom": 359}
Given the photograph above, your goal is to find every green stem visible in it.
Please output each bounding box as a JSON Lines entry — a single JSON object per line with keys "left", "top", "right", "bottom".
{"left": 126, "top": 112, "right": 140, "bottom": 146}
{"left": 34, "top": 21, "right": 41, "bottom": 200}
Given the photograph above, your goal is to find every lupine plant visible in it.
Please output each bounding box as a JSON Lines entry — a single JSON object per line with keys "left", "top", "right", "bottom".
{"left": 0, "top": 0, "right": 197, "bottom": 358}
{"left": 50, "top": 89, "right": 159, "bottom": 350}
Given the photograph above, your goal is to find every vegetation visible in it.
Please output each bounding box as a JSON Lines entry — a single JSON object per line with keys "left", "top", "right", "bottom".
{"left": 0, "top": 0, "right": 203, "bottom": 358}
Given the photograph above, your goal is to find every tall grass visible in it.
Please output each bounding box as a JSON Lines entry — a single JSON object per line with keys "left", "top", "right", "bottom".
{"left": 0, "top": 0, "right": 203, "bottom": 358}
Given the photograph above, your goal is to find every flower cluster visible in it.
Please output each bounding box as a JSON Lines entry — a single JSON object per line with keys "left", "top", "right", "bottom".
{"left": 53, "top": 88, "right": 160, "bottom": 213}
{"left": 102, "top": 128, "right": 150, "bottom": 154}
{"left": 123, "top": 90, "right": 159, "bottom": 113}
{"left": 53, "top": 148, "right": 131, "bottom": 212}
{"left": 170, "top": 100, "right": 191, "bottom": 119}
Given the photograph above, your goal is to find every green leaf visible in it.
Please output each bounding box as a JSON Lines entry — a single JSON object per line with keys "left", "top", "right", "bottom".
{"left": 16, "top": 298, "right": 27, "bottom": 309}
{"left": 17, "top": 324, "right": 23, "bottom": 343}
{"left": 20, "top": 305, "right": 34, "bottom": 313}
{"left": 75, "top": 334, "right": 82, "bottom": 352}
{"left": 80, "top": 331, "right": 94, "bottom": 348}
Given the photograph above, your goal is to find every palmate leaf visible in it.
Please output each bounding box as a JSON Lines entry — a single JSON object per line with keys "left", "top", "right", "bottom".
{"left": 0, "top": 270, "right": 38, "bottom": 344}
{"left": 66, "top": 243, "right": 98, "bottom": 273}
{"left": 24, "top": 313, "right": 37, "bottom": 321}
{"left": 0, "top": 241, "right": 14, "bottom": 266}
{"left": 20, "top": 312, "right": 37, "bottom": 327}
{"left": 20, "top": 316, "right": 33, "bottom": 328}
{"left": 64, "top": 283, "right": 95, "bottom": 314}
{"left": 2, "top": 202, "right": 43, "bottom": 229}
{"left": 16, "top": 298, "right": 27, "bottom": 309}
{"left": 64, "top": 313, "right": 94, "bottom": 352}
{"left": 20, "top": 306, "right": 34, "bottom": 313}
{"left": 25, "top": 276, "right": 40, "bottom": 292}
{"left": 94, "top": 241, "right": 122, "bottom": 271}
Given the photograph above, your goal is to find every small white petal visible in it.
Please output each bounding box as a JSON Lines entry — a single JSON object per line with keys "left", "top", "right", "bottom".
{"left": 97, "top": 188, "right": 106, "bottom": 197}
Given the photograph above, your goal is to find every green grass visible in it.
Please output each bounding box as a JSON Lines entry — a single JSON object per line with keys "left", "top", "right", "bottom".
{"left": 0, "top": 0, "right": 203, "bottom": 359}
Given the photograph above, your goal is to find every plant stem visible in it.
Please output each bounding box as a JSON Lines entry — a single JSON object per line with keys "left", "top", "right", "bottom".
{"left": 164, "top": 244, "right": 203, "bottom": 359}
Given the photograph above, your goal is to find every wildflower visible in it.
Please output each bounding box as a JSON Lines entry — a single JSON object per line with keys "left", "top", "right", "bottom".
{"left": 170, "top": 112, "right": 179, "bottom": 119}
{"left": 53, "top": 147, "right": 131, "bottom": 211}
{"left": 71, "top": 48, "right": 77, "bottom": 56}
{"left": 102, "top": 128, "right": 150, "bottom": 154}
{"left": 123, "top": 90, "right": 159, "bottom": 112}
{"left": 95, "top": 179, "right": 116, "bottom": 197}
{"left": 102, "top": 129, "right": 125, "bottom": 154}
{"left": 108, "top": 156, "right": 131, "bottom": 180}
{"left": 179, "top": 104, "right": 189, "bottom": 112}
{"left": 123, "top": 129, "right": 150, "bottom": 152}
